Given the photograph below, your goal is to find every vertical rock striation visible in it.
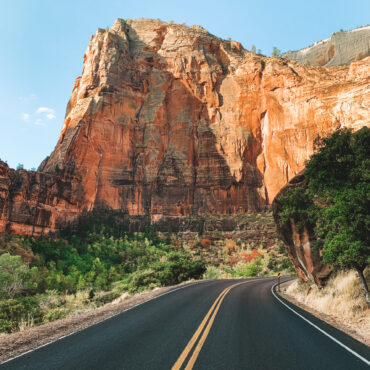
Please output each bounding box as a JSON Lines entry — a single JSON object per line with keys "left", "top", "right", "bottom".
{"left": 0, "top": 161, "right": 83, "bottom": 235}
{"left": 283, "top": 26, "right": 370, "bottom": 66}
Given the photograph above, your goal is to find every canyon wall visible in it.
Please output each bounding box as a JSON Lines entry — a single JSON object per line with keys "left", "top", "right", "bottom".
{"left": 283, "top": 26, "right": 370, "bottom": 66}
{"left": 0, "top": 161, "right": 83, "bottom": 235}
{"left": 1, "top": 18, "right": 369, "bottom": 234}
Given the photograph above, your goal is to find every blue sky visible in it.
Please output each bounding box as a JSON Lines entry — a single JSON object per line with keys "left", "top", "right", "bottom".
{"left": 0, "top": 0, "right": 369, "bottom": 169}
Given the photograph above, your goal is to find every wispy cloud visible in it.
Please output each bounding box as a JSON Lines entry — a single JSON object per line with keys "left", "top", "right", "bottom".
{"left": 21, "top": 113, "right": 30, "bottom": 121}
{"left": 35, "top": 118, "right": 45, "bottom": 126}
{"left": 18, "top": 93, "right": 38, "bottom": 102}
{"left": 36, "top": 107, "right": 56, "bottom": 120}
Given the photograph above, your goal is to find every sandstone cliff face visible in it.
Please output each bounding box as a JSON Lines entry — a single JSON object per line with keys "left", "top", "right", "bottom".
{"left": 272, "top": 174, "right": 331, "bottom": 285}
{"left": 283, "top": 26, "right": 370, "bottom": 66}
{"left": 0, "top": 161, "right": 83, "bottom": 235}
{"left": 1, "top": 19, "right": 370, "bottom": 234}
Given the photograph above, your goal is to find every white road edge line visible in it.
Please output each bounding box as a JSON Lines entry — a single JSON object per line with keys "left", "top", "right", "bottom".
{"left": 2, "top": 279, "right": 213, "bottom": 365}
{"left": 271, "top": 282, "right": 370, "bottom": 366}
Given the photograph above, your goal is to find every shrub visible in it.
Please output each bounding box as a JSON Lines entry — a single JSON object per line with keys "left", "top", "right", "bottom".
{"left": 200, "top": 239, "right": 211, "bottom": 248}
{"left": 127, "top": 269, "right": 161, "bottom": 293}
{"left": 235, "top": 258, "right": 263, "bottom": 277}
{"left": 93, "top": 291, "right": 121, "bottom": 306}
{"left": 203, "top": 266, "right": 221, "bottom": 280}
{"left": 43, "top": 307, "right": 71, "bottom": 323}
{"left": 272, "top": 47, "right": 281, "bottom": 57}
{"left": 0, "top": 296, "right": 42, "bottom": 333}
{"left": 0, "top": 253, "right": 39, "bottom": 299}
{"left": 155, "top": 251, "right": 206, "bottom": 286}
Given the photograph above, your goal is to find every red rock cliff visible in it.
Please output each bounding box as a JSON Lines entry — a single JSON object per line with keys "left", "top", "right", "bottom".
{"left": 0, "top": 161, "right": 83, "bottom": 235}
{"left": 1, "top": 19, "right": 369, "bottom": 234}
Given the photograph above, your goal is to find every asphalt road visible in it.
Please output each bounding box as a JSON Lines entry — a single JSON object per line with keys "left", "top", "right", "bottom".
{"left": 1, "top": 278, "right": 369, "bottom": 369}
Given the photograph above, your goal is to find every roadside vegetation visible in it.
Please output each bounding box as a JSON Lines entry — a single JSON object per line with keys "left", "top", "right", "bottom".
{"left": 0, "top": 208, "right": 294, "bottom": 334}
{"left": 162, "top": 211, "right": 295, "bottom": 279}
{"left": 279, "top": 127, "right": 370, "bottom": 303}
{"left": 0, "top": 210, "right": 206, "bottom": 334}
{"left": 201, "top": 240, "right": 294, "bottom": 280}
{"left": 284, "top": 269, "right": 369, "bottom": 344}
{"left": 286, "top": 269, "right": 369, "bottom": 321}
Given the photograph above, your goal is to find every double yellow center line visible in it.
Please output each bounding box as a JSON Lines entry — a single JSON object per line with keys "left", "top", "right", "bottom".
{"left": 172, "top": 281, "right": 248, "bottom": 370}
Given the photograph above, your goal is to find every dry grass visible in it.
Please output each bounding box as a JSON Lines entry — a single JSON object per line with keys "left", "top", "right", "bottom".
{"left": 285, "top": 269, "right": 369, "bottom": 343}
{"left": 18, "top": 316, "right": 35, "bottom": 332}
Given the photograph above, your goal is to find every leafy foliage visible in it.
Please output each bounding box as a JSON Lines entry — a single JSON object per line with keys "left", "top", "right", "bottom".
{"left": 0, "top": 254, "right": 39, "bottom": 299}
{"left": 0, "top": 209, "right": 206, "bottom": 332}
{"left": 304, "top": 127, "right": 370, "bottom": 271}
{"left": 279, "top": 127, "right": 370, "bottom": 301}
{"left": 235, "top": 258, "right": 263, "bottom": 277}
{"left": 278, "top": 187, "right": 317, "bottom": 232}
{"left": 272, "top": 46, "right": 281, "bottom": 57}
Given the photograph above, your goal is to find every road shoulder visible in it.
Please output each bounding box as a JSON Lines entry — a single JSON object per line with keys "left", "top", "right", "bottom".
{"left": 278, "top": 279, "right": 369, "bottom": 347}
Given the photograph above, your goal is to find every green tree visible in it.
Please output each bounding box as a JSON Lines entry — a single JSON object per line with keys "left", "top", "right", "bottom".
{"left": 272, "top": 47, "right": 281, "bottom": 57}
{"left": 251, "top": 44, "right": 256, "bottom": 53}
{"left": 0, "top": 254, "right": 38, "bottom": 299}
{"left": 279, "top": 128, "right": 370, "bottom": 303}
{"left": 304, "top": 127, "right": 370, "bottom": 303}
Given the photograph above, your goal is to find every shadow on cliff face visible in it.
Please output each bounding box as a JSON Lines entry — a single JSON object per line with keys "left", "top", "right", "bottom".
{"left": 0, "top": 160, "right": 85, "bottom": 235}
{"left": 0, "top": 22, "right": 269, "bottom": 236}
{"left": 97, "top": 23, "right": 267, "bottom": 217}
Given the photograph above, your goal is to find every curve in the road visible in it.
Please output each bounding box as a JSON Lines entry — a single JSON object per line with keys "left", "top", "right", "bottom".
{"left": 173, "top": 280, "right": 248, "bottom": 369}
{"left": 1, "top": 277, "right": 369, "bottom": 370}
{"left": 271, "top": 282, "right": 370, "bottom": 367}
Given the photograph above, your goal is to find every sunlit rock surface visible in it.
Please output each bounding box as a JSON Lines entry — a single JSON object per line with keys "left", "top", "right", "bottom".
{"left": 1, "top": 19, "right": 369, "bottom": 235}
{"left": 283, "top": 26, "right": 370, "bottom": 66}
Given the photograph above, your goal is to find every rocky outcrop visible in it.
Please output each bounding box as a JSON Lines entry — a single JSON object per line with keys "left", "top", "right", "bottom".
{"left": 272, "top": 174, "right": 331, "bottom": 285}
{"left": 1, "top": 18, "right": 370, "bottom": 234}
{"left": 283, "top": 26, "right": 370, "bottom": 66}
{"left": 0, "top": 161, "right": 83, "bottom": 235}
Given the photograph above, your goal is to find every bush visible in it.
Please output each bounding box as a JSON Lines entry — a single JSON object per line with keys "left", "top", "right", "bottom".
{"left": 203, "top": 266, "right": 221, "bottom": 280}
{"left": 43, "top": 307, "right": 71, "bottom": 323}
{"left": 127, "top": 269, "right": 161, "bottom": 293}
{"left": 200, "top": 239, "right": 211, "bottom": 248}
{"left": 93, "top": 291, "right": 121, "bottom": 306}
{"left": 155, "top": 252, "right": 206, "bottom": 286}
{"left": 235, "top": 258, "right": 263, "bottom": 277}
{"left": 0, "top": 299, "right": 26, "bottom": 333}
{"left": 0, "top": 253, "right": 40, "bottom": 299}
{"left": 0, "top": 296, "right": 42, "bottom": 333}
